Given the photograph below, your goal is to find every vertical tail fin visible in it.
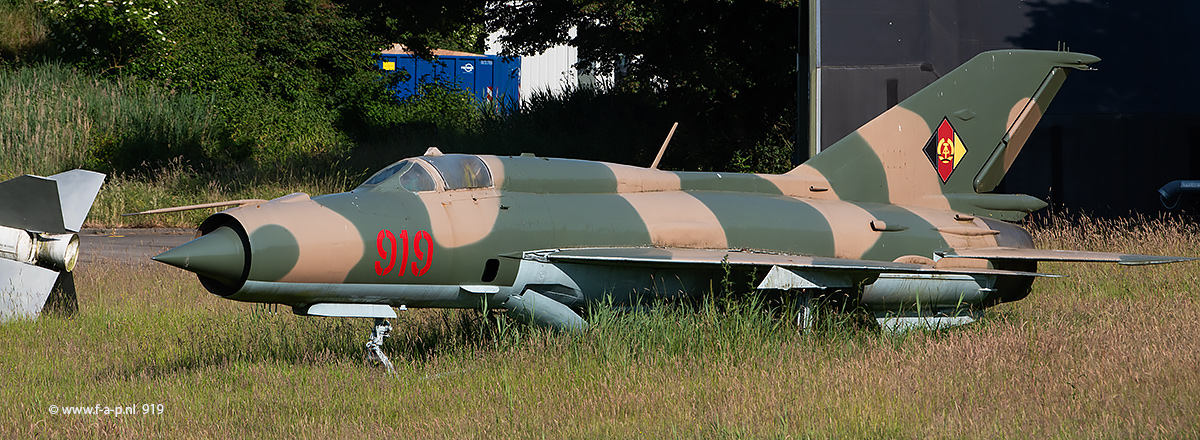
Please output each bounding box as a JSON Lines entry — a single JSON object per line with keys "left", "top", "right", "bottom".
{"left": 46, "top": 170, "right": 106, "bottom": 233}
{"left": 792, "top": 50, "right": 1098, "bottom": 219}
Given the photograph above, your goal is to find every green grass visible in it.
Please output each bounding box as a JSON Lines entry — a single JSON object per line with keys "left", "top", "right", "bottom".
{"left": 3, "top": 216, "right": 1200, "bottom": 438}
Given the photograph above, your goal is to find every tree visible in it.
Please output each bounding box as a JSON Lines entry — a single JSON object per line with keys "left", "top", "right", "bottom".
{"left": 487, "top": 0, "right": 800, "bottom": 170}
{"left": 337, "top": 0, "right": 490, "bottom": 56}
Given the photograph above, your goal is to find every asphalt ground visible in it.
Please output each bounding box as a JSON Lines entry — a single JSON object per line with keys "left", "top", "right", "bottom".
{"left": 78, "top": 228, "right": 197, "bottom": 266}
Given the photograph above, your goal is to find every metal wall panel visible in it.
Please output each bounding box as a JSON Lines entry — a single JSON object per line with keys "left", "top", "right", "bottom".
{"left": 813, "top": 0, "right": 1200, "bottom": 213}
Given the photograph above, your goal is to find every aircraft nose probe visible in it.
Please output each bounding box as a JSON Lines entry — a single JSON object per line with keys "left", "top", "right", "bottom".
{"left": 152, "top": 226, "right": 246, "bottom": 286}
{"left": 153, "top": 225, "right": 400, "bottom": 372}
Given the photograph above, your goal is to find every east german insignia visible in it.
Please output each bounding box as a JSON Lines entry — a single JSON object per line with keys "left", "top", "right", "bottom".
{"left": 923, "top": 117, "right": 968, "bottom": 183}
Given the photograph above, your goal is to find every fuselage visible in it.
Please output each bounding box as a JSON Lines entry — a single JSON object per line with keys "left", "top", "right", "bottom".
{"left": 163, "top": 154, "right": 1037, "bottom": 316}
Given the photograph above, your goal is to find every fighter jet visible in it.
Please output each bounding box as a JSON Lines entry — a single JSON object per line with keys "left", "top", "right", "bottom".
{"left": 144, "top": 50, "right": 1190, "bottom": 369}
{"left": 0, "top": 170, "right": 106, "bottom": 321}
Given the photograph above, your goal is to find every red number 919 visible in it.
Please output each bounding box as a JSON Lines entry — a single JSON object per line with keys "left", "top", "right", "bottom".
{"left": 374, "top": 229, "right": 433, "bottom": 277}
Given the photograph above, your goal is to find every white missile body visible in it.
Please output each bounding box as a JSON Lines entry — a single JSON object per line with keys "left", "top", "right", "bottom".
{"left": 0, "top": 170, "right": 105, "bottom": 322}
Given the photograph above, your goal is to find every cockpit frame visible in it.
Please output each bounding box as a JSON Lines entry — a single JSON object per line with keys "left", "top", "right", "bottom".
{"left": 359, "top": 155, "right": 494, "bottom": 193}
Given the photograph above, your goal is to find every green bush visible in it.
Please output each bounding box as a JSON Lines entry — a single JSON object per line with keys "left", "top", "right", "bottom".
{"left": 5, "top": 0, "right": 802, "bottom": 196}
{"left": 21, "top": 0, "right": 402, "bottom": 168}
{"left": 357, "top": 81, "right": 489, "bottom": 131}
{"left": 728, "top": 115, "right": 797, "bottom": 175}
{"left": 149, "top": 0, "right": 386, "bottom": 166}
{"left": 414, "top": 82, "right": 797, "bottom": 174}
{"left": 36, "top": 0, "right": 174, "bottom": 75}
{"left": 440, "top": 83, "right": 672, "bottom": 166}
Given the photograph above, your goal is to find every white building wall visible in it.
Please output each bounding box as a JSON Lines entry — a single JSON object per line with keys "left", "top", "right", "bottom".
{"left": 486, "top": 29, "right": 607, "bottom": 104}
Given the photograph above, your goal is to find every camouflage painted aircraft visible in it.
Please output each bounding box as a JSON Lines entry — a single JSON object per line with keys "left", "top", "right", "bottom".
{"left": 144, "top": 50, "right": 1191, "bottom": 369}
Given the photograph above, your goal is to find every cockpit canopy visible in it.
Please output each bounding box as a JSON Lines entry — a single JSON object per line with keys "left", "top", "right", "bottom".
{"left": 360, "top": 154, "right": 493, "bottom": 192}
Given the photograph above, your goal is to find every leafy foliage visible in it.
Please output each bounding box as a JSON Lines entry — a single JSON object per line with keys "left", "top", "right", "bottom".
{"left": 354, "top": 81, "right": 491, "bottom": 133}
{"left": 7, "top": 0, "right": 800, "bottom": 177}
{"left": 488, "top": 0, "right": 801, "bottom": 171}
{"left": 147, "top": 0, "right": 387, "bottom": 165}
{"left": 466, "top": 83, "right": 671, "bottom": 166}
{"left": 16, "top": 0, "right": 495, "bottom": 169}
{"left": 728, "top": 115, "right": 797, "bottom": 175}
{"left": 337, "top": 0, "right": 488, "bottom": 56}
{"left": 37, "top": 0, "right": 174, "bottom": 75}
{"left": 492, "top": 0, "right": 799, "bottom": 100}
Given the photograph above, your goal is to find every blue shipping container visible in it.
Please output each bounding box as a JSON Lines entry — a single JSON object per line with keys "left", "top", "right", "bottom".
{"left": 378, "top": 52, "right": 521, "bottom": 112}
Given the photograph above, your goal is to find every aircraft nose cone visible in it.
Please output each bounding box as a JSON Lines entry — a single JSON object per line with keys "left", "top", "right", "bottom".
{"left": 153, "top": 226, "right": 246, "bottom": 283}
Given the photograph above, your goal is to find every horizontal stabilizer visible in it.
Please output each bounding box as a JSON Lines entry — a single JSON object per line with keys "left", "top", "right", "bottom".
{"left": 938, "top": 247, "right": 1196, "bottom": 266}
{"left": 519, "top": 247, "right": 1056, "bottom": 280}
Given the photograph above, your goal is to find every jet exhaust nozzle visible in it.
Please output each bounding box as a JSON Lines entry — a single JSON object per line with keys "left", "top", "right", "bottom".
{"left": 35, "top": 233, "right": 79, "bottom": 272}
{"left": 0, "top": 225, "right": 80, "bottom": 272}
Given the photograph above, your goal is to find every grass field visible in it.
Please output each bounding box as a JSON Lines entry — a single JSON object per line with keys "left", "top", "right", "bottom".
{"left": 3, "top": 216, "right": 1200, "bottom": 438}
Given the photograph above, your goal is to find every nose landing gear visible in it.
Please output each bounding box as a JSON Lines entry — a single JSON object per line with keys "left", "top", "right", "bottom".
{"left": 366, "top": 318, "right": 395, "bottom": 373}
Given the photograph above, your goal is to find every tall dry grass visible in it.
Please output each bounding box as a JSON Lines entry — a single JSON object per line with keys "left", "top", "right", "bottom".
{"left": 0, "top": 0, "right": 47, "bottom": 63}
{"left": 0, "top": 63, "right": 379, "bottom": 227}
{"left": 0, "top": 63, "right": 90, "bottom": 176}
{"left": 2, "top": 214, "right": 1198, "bottom": 438}
{"left": 0, "top": 63, "right": 228, "bottom": 175}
